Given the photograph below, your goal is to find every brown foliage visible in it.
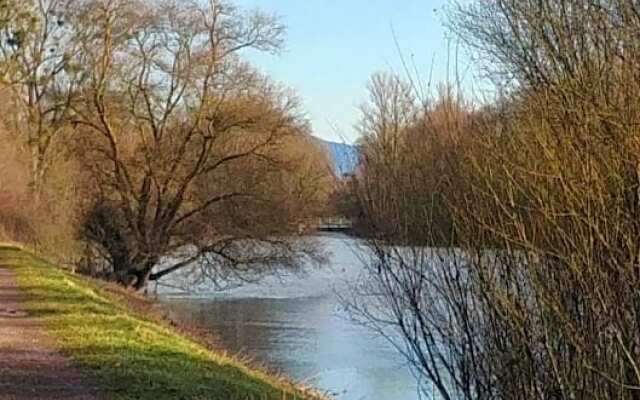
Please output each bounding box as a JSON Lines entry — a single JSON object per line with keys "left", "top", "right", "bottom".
{"left": 0, "top": 121, "right": 34, "bottom": 243}
{"left": 0, "top": 94, "right": 79, "bottom": 258}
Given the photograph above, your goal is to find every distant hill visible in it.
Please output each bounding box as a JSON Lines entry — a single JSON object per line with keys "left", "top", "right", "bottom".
{"left": 314, "top": 138, "right": 359, "bottom": 177}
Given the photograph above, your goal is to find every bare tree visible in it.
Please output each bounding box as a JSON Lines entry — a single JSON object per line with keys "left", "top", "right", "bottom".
{"left": 0, "top": 0, "right": 84, "bottom": 195}
{"left": 68, "top": 0, "right": 328, "bottom": 289}
{"left": 345, "top": 72, "right": 488, "bottom": 400}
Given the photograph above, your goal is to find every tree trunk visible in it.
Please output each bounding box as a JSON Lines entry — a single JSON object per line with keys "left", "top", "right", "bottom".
{"left": 112, "top": 253, "right": 158, "bottom": 291}
{"left": 132, "top": 268, "right": 152, "bottom": 291}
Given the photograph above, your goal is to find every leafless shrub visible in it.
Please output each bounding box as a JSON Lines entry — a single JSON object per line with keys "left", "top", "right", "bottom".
{"left": 346, "top": 1, "right": 640, "bottom": 398}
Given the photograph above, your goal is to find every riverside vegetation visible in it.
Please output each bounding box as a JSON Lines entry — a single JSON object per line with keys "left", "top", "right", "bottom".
{"left": 0, "top": 0, "right": 332, "bottom": 289}
{"left": 338, "top": 1, "right": 640, "bottom": 399}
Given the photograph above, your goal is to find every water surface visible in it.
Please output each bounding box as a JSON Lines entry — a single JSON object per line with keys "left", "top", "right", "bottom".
{"left": 158, "top": 234, "right": 419, "bottom": 400}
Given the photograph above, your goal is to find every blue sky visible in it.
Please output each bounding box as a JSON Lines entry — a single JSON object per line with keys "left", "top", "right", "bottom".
{"left": 235, "top": 0, "right": 477, "bottom": 143}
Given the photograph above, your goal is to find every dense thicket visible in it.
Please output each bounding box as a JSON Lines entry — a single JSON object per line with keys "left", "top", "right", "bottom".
{"left": 346, "top": 1, "right": 640, "bottom": 399}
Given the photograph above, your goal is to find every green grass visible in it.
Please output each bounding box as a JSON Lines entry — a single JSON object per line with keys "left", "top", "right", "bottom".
{"left": 0, "top": 245, "right": 321, "bottom": 400}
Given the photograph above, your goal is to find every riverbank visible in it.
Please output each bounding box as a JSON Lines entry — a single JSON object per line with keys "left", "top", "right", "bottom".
{"left": 0, "top": 245, "right": 323, "bottom": 400}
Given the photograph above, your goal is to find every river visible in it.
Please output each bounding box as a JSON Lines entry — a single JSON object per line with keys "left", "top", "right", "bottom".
{"left": 156, "top": 234, "right": 420, "bottom": 400}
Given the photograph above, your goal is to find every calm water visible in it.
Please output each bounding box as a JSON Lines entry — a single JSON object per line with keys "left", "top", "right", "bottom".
{"left": 157, "top": 234, "right": 419, "bottom": 400}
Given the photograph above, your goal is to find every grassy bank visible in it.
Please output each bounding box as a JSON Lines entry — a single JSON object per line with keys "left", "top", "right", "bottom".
{"left": 0, "top": 245, "right": 321, "bottom": 400}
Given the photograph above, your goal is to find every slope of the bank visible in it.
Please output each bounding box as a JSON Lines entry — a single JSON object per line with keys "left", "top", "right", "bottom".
{"left": 0, "top": 245, "right": 321, "bottom": 400}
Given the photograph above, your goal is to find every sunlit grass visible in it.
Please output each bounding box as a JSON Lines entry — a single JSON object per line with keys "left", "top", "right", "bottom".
{"left": 0, "top": 245, "right": 321, "bottom": 400}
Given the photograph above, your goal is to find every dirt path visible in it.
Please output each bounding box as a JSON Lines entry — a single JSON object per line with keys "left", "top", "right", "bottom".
{"left": 0, "top": 268, "right": 98, "bottom": 400}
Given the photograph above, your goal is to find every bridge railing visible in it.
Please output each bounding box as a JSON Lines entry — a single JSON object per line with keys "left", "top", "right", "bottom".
{"left": 301, "top": 216, "right": 353, "bottom": 232}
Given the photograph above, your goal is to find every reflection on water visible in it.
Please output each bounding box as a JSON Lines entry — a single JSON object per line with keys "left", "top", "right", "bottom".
{"left": 158, "top": 234, "right": 419, "bottom": 400}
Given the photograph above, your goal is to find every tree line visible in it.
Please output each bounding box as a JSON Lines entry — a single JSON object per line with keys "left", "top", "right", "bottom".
{"left": 0, "top": 0, "right": 332, "bottom": 290}
{"left": 342, "top": 1, "right": 640, "bottom": 399}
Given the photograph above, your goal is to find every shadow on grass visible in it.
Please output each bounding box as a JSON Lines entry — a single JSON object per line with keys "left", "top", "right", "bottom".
{"left": 62, "top": 343, "right": 303, "bottom": 400}
{"left": 0, "top": 349, "right": 99, "bottom": 399}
